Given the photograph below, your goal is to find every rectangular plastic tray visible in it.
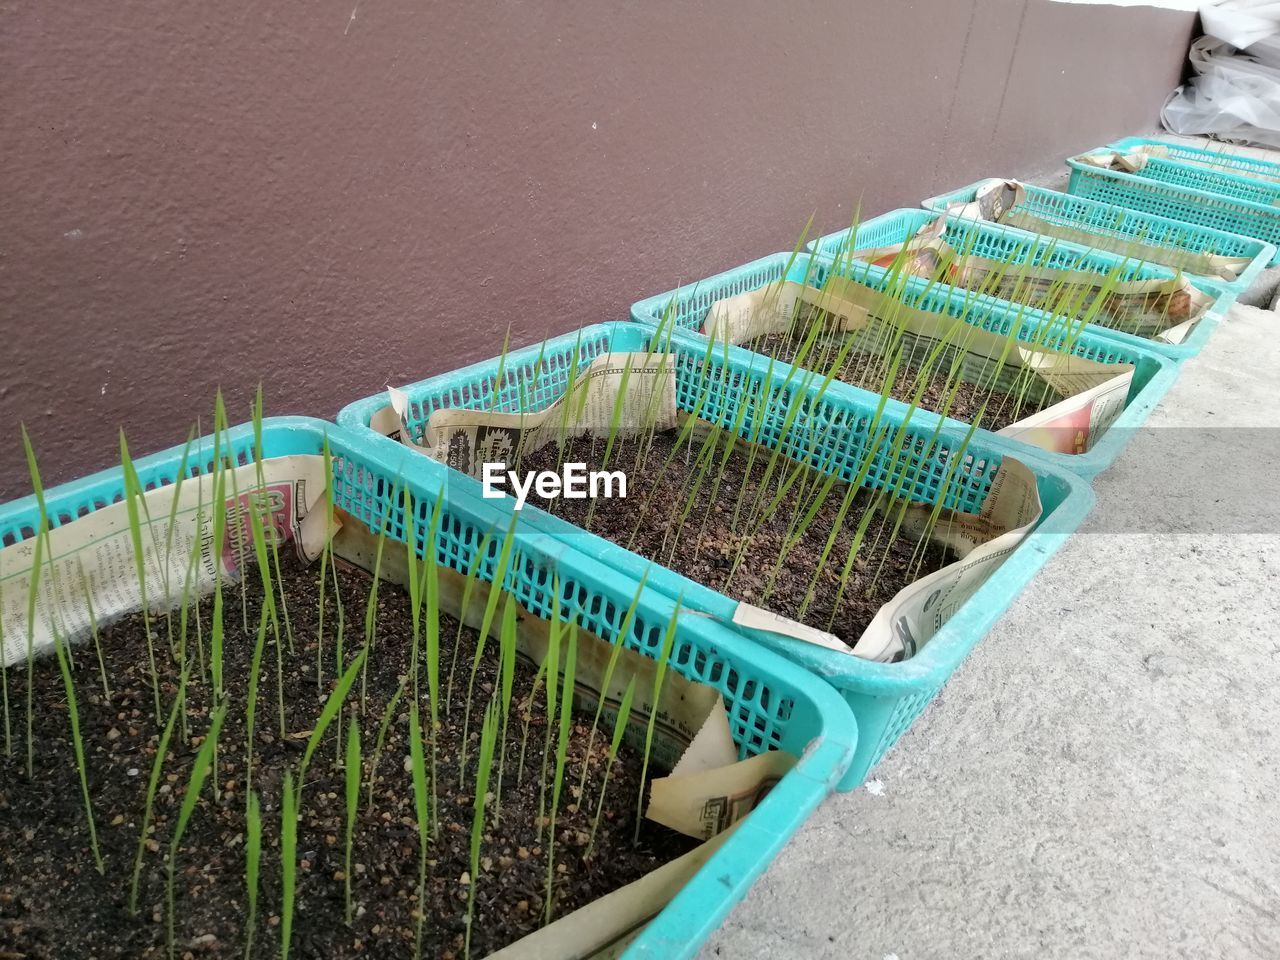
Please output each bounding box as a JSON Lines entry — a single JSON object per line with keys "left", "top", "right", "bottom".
{"left": 0, "top": 415, "right": 856, "bottom": 959}
{"left": 919, "top": 178, "right": 1274, "bottom": 303}
{"left": 338, "top": 327, "right": 1096, "bottom": 789}
{"left": 1108, "top": 136, "right": 1280, "bottom": 184}
{"left": 632, "top": 248, "right": 1178, "bottom": 478}
{"left": 1067, "top": 150, "right": 1280, "bottom": 264}
{"left": 805, "top": 208, "right": 1231, "bottom": 361}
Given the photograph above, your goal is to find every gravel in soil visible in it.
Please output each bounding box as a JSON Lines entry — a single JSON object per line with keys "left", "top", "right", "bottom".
{"left": 0, "top": 559, "right": 694, "bottom": 959}
{"left": 520, "top": 429, "right": 955, "bottom": 648}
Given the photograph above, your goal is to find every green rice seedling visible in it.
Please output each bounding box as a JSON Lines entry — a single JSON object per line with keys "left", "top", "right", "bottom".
{"left": 635, "top": 602, "right": 680, "bottom": 845}
{"left": 296, "top": 648, "right": 367, "bottom": 802}
{"left": 242, "top": 610, "right": 271, "bottom": 804}
{"left": 167, "top": 703, "right": 227, "bottom": 959}
{"left": 174, "top": 476, "right": 208, "bottom": 685}
{"left": 487, "top": 323, "right": 514, "bottom": 414}
{"left": 794, "top": 422, "right": 892, "bottom": 623}
{"left": 403, "top": 485, "right": 423, "bottom": 696}
{"left": 359, "top": 478, "right": 397, "bottom": 712}
{"left": 119, "top": 430, "right": 165, "bottom": 724}
{"left": 210, "top": 584, "right": 226, "bottom": 712}
{"left": 585, "top": 673, "right": 638, "bottom": 861}
{"left": 280, "top": 771, "right": 298, "bottom": 960}
{"left": 459, "top": 514, "right": 518, "bottom": 774}
{"left": 157, "top": 430, "right": 196, "bottom": 661}
{"left": 211, "top": 392, "right": 251, "bottom": 638}
{"left": 328, "top": 556, "right": 348, "bottom": 766}
{"left": 535, "top": 578, "right": 563, "bottom": 841}
{"left": 189, "top": 447, "right": 208, "bottom": 683}
{"left": 173, "top": 532, "right": 203, "bottom": 745}
{"left": 366, "top": 676, "right": 407, "bottom": 806}
{"left": 244, "top": 791, "right": 263, "bottom": 960}
{"left": 407, "top": 701, "right": 431, "bottom": 957}
{"left": 492, "top": 595, "right": 518, "bottom": 821}
{"left": 49, "top": 619, "right": 103, "bottom": 873}
{"left": 0, "top": 578, "right": 9, "bottom": 758}
{"left": 690, "top": 341, "right": 756, "bottom": 548}
{"left": 515, "top": 658, "right": 548, "bottom": 788}
{"left": 316, "top": 435, "right": 337, "bottom": 692}
{"left": 655, "top": 345, "right": 739, "bottom": 558}
{"left": 208, "top": 405, "right": 231, "bottom": 678}
{"left": 543, "top": 622, "right": 578, "bottom": 923}
{"left": 550, "top": 330, "right": 586, "bottom": 481}
{"left": 633, "top": 328, "right": 681, "bottom": 464}
{"left": 240, "top": 452, "right": 287, "bottom": 740}
{"left": 252, "top": 387, "right": 296, "bottom": 655}
{"left": 130, "top": 668, "right": 187, "bottom": 914}
{"left": 867, "top": 382, "right": 985, "bottom": 593}
{"left": 75, "top": 562, "right": 111, "bottom": 699}
{"left": 583, "top": 353, "right": 636, "bottom": 530}
{"left": 446, "top": 529, "right": 494, "bottom": 711}
{"left": 19, "top": 427, "right": 50, "bottom": 777}
{"left": 725, "top": 357, "right": 782, "bottom": 537}
{"left": 902, "top": 415, "right": 986, "bottom": 585}
{"left": 343, "top": 717, "right": 361, "bottom": 925}
{"left": 464, "top": 700, "right": 500, "bottom": 960}
{"left": 574, "top": 572, "right": 649, "bottom": 803}
{"left": 208, "top": 579, "right": 226, "bottom": 797}
{"left": 620, "top": 336, "right": 728, "bottom": 551}
{"left": 422, "top": 489, "right": 444, "bottom": 835}
{"left": 724, "top": 358, "right": 843, "bottom": 537}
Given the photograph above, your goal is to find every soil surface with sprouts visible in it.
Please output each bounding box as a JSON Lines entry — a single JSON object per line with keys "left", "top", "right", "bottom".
{"left": 0, "top": 560, "right": 694, "bottom": 959}
{"left": 748, "top": 329, "right": 1059, "bottom": 433}
{"left": 520, "top": 430, "right": 956, "bottom": 648}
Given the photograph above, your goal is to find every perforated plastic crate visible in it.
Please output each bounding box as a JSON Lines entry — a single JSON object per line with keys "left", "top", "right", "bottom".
{"left": 1108, "top": 136, "right": 1280, "bottom": 184}
{"left": 920, "top": 179, "right": 1274, "bottom": 302}
{"left": 631, "top": 249, "right": 1177, "bottom": 478}
{"left": 339, "top": 327, "right": 1095, "bottom": 789}
{"left": 0, "top": 415, "right": 855, "bottom": 959}
{"left": 1068, "top": 150, "right": 1280, "bottom": 264}
{"left": 805, "top": 208, "right": 1231, "bottom": 361}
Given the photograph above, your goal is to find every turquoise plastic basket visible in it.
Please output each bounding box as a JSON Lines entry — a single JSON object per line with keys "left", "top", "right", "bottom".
{"left": 1067, "top": 150, "right": 1280, "bottom": 264}
{"left": 631, "top": 249, "right": 1177, "bottom": 478}
{"left": 805, "top": 208, "right": 1231, "bottom": 362}
{"left": 1108, "top": 136, "right": 1280, "bottom": 184}
{"left": 919, "top": 179, "right": 1274, "bottom": 302}
{"left": 0, "top": 415, "right": 855, "bottom": 959}
{"left": 338, "top": 326, "right": 1096, "bottom": 789}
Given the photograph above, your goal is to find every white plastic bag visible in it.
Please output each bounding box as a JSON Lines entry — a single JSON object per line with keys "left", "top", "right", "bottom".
{"left": 1201, "top": 0, "right": 1280, "bottom": 49}
{"left": 1162, "top": 36, "right": 1280, "bottom": 147}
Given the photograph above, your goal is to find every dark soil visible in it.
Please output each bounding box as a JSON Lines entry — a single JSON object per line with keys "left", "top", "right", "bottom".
{"left": 748, "top": 325, "right": 1055, "bottom": 434}
{"left": 521, "top": 429, "right": 955, "bottom": 647}
{"left": 0, "top": 559, "right": 694, "bottom": 959}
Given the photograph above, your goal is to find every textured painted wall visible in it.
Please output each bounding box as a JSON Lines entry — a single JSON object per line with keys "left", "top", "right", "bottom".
{"left": 0, "top": 0, "right": 1195, "bottom": 498}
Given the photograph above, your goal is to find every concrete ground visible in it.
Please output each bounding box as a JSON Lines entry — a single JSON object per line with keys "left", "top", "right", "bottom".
{"left": 702, "top": 137, "right": 1280, "bottom": 959}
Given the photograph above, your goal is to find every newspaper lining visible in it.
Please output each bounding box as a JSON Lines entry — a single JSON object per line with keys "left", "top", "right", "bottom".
{"left": 0, "top": 456, "right": 334, "bottom": 667}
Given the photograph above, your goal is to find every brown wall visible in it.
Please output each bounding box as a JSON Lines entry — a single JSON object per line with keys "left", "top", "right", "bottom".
{"left": 0, "top": 0, "right": 1195, "bottom": 499}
